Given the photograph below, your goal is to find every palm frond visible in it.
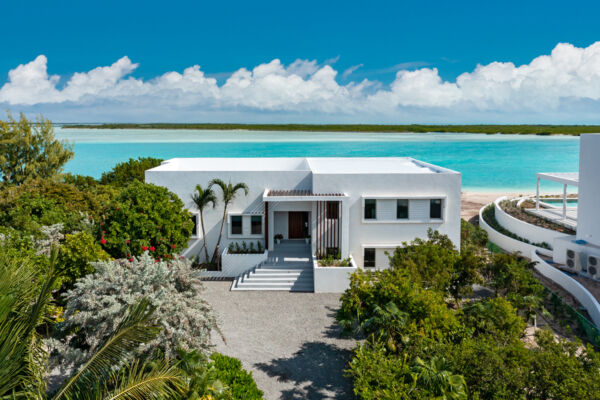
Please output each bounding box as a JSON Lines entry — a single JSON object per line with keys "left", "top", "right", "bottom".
{"left": 100, "top": 359, "right": 185, "bottom": 400}
{"left": 53, "top": 298, "right": 160, "bottom": 400}
{"left": 191, "top": 184, "right": 217, "bottom": 211}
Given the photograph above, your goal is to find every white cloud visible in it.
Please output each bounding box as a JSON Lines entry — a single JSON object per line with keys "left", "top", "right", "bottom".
{"left": 342, "top": 64, "right": 363, "bottom": 79}
{"left": 2, "top": 42, "right": 600, "bottom": 122}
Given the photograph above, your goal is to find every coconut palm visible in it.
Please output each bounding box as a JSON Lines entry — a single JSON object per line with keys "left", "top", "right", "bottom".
{"left": 208, "top": 179, "right": 249, "bottom": 264}
{"left": 52, "top": 298, "right": 185, "bottom": 400}
{"left": 0, "top": 248, "right": 185, "bottom": 400}
{"left": 191, "top": 184, "right": 218, "bottom": 264}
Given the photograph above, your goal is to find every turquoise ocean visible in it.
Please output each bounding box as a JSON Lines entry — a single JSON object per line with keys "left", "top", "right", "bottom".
{"left": 56, "top": 128, "right": 580, "bottom": 192}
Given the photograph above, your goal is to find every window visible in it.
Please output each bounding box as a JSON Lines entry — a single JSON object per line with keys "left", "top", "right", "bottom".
{"left": 251, "top": 215, "right": 262, "bottom": 235}
{"left": 326, "top": 201, "right": 339, "bottom": 219}
{"left": 396, "top": 199, "right": 409, "bottom": 219}
{"left": 364, "top": 248, "right": 376, "bottom": 268}
{"left": 430, "top": 199, "right": 443, "bottom": 219}
{"left": 231, "top": 215, "right": 243, "bottom": 235}
{"left": 364, "top": 199, "right": 376, "bottom": 220}
{"left": 191, "top": 214, "right": 198, "bottom": 236}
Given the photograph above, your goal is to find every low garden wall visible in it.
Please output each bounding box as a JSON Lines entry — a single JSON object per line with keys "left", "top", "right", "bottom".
{"left": 494, "top": 197, "right": 568, "bottom": 247}
{"left": 479, "top": 203, "right": 552, "bottom": 258}
{"left": 313, "top": 254, "right": 357, "bottom": 293}
{"left": 220, "top": 248, "right": 269, "bottom": 278}
{"left": 531, "top": 250, "right": 600, "bottom": 328}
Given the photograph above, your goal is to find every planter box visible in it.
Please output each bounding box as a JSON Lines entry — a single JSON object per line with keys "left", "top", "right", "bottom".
{"left": 220, "top": 248, "right": 268, "bottom": 278}
{"left": 313, "top": 255, "right": 358, "bottom": 293}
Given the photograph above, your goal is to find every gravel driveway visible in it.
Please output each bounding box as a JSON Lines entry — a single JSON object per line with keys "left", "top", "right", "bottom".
{"left": 202, "top": 281, "right": 357, "bottom": 400}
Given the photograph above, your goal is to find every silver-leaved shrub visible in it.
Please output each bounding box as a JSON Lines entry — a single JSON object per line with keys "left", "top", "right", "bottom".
{"left": 49, "top": 252, "right": 219, "bottom": 368}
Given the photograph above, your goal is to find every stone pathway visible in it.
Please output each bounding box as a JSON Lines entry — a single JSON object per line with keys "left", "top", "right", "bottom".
{"left": 202, "top": 281, "right": 357, "bottom": 399}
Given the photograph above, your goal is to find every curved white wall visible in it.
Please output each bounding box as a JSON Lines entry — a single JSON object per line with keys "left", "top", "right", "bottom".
{"left": 532, "top": 251, "right": 600, "bottom": 327}
{"left": 494, "top": 197, "right": 569, "bottom": 247}
{"left": 479, "top": 204, "right": 553, "bottom": 258}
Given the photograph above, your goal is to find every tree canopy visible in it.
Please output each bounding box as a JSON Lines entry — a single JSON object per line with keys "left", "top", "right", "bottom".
{"left": 0, "top": 113, "right": 73, "bottom": 184}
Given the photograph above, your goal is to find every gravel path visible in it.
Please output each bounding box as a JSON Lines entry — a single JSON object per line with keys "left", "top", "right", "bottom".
{"left": 202, "top": 281, "right": 357, "bottom": 400}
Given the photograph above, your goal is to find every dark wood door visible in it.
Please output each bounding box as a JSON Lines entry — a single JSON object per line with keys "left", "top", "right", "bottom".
{"left": 288, "top": 212, "right": 305, "bottom": 239}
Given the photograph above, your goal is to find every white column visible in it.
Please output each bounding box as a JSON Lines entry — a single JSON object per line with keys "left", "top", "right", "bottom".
{"left": 536, "top": 177, "right": 540, "bottom": 211}
{"left": 340, "top": 198, "right": 350, "bottom": 258}
{"left": 563, "top": 183, "right": 567, "bottom": 220}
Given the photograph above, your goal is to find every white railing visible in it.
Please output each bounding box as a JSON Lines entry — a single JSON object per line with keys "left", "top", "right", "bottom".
{"left": 479, "top": 203, "right": 553, "bottom": 258}
{"left": 531, "top": 250, "right": 600, "bottom": 327}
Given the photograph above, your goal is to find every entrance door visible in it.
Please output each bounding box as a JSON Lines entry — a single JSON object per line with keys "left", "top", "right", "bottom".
{"left": 288, "top": 212, "right": 307, "bottom": 239}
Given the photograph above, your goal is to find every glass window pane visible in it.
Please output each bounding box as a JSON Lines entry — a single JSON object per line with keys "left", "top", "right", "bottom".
{"left": 231, "top": 215, "right": 243, "bottom": 234}
{"left": 364, "top": 248, "right": 376, "bottom": 268}
{"left": 397, "top": 199, "right": 409, "bottom": 219}
{"left": 191, "top": 215, "right": 198, "bottom": 236}
{"left": 251, "top": 215, "right": 262, "bottom": 235}
{"left": 364, "top": 199, "right": 376, "bottom": 220}
{"left": 430, "top": 199, "right": 442, "bottom": 219}
{"left": 326, "top": 201, "right": 339, "bottom": 219}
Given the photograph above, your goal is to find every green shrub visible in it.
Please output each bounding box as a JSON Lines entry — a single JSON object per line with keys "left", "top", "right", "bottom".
{"left": 57, "top": 231, "right": 110, "bottom": 290}
{"left": 99, "top": 181, "right": 193, "bottom": 258}
{"left": 100, "top": 157, "right": 163, "bottom": 187}
{"left": 211, "top": 353, "right": 263, "bottom": 399}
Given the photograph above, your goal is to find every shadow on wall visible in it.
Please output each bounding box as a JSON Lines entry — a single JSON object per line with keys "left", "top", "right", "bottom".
{"left": 254, "top": 341, "right": 355, "bottom": 400}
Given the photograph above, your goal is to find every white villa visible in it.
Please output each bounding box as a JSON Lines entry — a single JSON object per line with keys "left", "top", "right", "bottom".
{"left": 146, "top": 157, "right": 461, "bottom": 292}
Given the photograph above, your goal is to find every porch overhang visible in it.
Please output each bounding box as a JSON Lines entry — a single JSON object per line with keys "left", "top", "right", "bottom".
{"left": 262, "top": 189, "right": 348, "bottom": 202}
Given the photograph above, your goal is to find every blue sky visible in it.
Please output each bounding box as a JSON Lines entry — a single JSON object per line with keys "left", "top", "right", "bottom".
{"left": 1, "top": 0, "right": 600, "bottom": 123}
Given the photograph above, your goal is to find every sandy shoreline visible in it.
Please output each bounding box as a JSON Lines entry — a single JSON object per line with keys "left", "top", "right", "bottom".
{"left": 461, "top": 191, "right": 532, "bottom": 222}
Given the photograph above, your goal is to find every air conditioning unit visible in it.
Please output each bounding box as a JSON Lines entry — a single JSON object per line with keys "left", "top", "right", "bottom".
{"left": 565, "top": 249, "right": 582, "bottom": 272}
{"left": 588, "top": 255, "right": 600, "bottom": 279}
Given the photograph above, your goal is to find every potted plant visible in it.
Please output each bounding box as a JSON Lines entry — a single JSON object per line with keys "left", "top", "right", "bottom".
{"left": 274, "top": 233, "right": 283, "bottom": 244}
{"left": 305, "top": 234, "right": 311, "bottom": 244}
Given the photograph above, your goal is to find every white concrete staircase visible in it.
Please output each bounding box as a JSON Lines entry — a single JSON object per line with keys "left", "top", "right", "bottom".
{"left": 231, "top": 241, "right": 314, "bottom": 292}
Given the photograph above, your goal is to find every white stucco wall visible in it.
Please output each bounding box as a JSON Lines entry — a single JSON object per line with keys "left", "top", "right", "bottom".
{"left": 312, "top": 170, "right": 461, "bottom": 267}
{"left": 273, "top": 211, "right": 289, "bottom": 240}
{"left": 313, "top": 255, "right": 358, "bottom": 293}
{"left": 220, "top": 248, "right": 268, "bottom": 277}
{"left": 577, "top": 134, "right": 600, "bottom": 247}
{"left": 146, "top": 158, "right": 461, "bottom": 270}
{"left": 145, "top": 168, "right": 311, "bottom": 262}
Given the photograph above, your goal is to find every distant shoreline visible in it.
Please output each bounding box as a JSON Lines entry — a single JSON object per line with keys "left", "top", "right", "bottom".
{"left": 59, "top": 123, "right": 598, "bottom": 135}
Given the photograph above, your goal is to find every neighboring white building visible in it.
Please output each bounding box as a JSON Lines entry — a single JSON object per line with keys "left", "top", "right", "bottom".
{"left": 146, "top": 157, "right": 461, "bottom": 271}
{"left": 552, "top": 134, "right": 600, "bottom": 275}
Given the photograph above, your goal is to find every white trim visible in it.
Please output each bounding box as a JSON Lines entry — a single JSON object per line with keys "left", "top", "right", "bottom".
{"left": 360, "top": 194, "right": 448, "bottom": 200}
{"left": 227, "top": 213, "right": 264, "bottom": 239}
{"left": 361, "top": 244, "right": 404, "bottom": 249}
{"left": 361, "top": 219, "right": 444, "bottom": 224}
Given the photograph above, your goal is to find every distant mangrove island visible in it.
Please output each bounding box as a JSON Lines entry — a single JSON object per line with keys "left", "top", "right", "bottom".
{"left": 61, "top": 123, "right": 600, "bottom": 135}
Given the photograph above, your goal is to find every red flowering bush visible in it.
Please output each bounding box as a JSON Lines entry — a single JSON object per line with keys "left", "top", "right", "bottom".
{"left": 98, "top": 181, "right": 193, "bottom": 258}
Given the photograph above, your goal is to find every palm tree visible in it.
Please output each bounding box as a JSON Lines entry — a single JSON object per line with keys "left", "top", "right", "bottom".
{"left": 0, "top": 248, "right": 184, "bottom": 400}
{"left": 52, "top": 298, "right": 184, "bottom": 400}
{"left": 191, "top": 184, "right": 217, "bottom": 264}
{"left": 208, "top": 179, "right": 249, "bottom": 264}
{"left": 411, "top": 356, "right": 467, "bottom": 400}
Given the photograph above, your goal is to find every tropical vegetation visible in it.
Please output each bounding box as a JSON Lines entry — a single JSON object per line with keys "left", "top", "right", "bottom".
{"left": 64, "top": 123, "right": 597, "bottom": 136}
{"left": 339, "top": 226, "right": 600, "bottom": 399}
{"left": 0, "top": 113, "right": 261, "bottom": 399}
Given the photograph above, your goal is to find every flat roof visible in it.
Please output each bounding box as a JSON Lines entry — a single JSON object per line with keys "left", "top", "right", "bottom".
{"left": 537, "top": 172, "right": 579, "bottom": 186}
{"left": 148, "top": 157, "right": 457, "bottom": 175}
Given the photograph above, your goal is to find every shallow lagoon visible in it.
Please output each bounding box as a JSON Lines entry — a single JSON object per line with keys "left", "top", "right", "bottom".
{"left": 56, "top": 128, "right": 579, "bottom": 192}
